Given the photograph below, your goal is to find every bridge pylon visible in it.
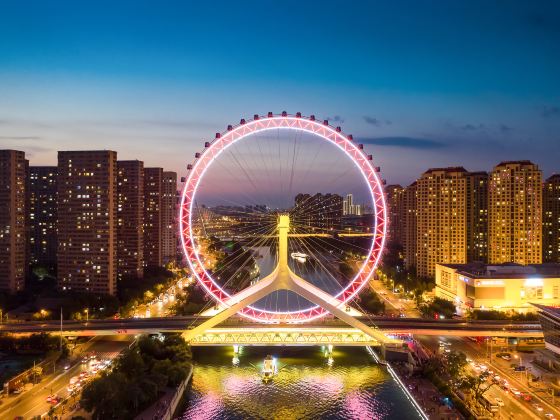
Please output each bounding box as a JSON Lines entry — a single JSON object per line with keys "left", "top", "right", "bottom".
{"left": 184, "top": 215, "right": 401, "bottom": 349}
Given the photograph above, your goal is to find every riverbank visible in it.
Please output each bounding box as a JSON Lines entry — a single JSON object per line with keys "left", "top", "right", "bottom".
{"left": 135, "top": 362, "right": 193, "bottom": 420}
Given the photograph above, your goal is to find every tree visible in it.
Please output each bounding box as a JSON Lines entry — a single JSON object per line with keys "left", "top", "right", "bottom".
{"left": 420, "top": 297, "right": 456, "bottom": 319}
{"left": 459, "top": 370, "right": 494, "bottom": 402}
{"left": 446, "top": 351, "right": 467, "bottom": 378}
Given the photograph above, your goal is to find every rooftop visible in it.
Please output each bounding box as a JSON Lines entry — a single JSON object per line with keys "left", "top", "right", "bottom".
{"left": 438, "top": 262, "right": 560, "bottom": 279}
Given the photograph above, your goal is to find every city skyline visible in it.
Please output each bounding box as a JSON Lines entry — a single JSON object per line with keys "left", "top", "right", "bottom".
{"left": 1, "top": 1, "right": 560, "bottom": 187}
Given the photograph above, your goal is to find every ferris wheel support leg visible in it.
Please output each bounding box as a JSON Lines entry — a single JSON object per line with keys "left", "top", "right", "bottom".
{"left": 286, "top": 271, "right": 400, "bottom": 347}
{"left": 183, "top": 274, "right": 278, "bottom": 342}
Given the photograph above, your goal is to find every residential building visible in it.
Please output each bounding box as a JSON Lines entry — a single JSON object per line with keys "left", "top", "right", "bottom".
{"left": 117, "top": 160, "right": 144, "bottom": 279}
{"left": 466, "top": 172, "right": 488, "bottom": 263}
{"left": 162, "top": 171, "right": 177, "bottom": 265}
{"left": 488, "top": 161, "right": 542, "bottom": 265}
{"left": 57, "top": 151, "right": 117, "bottom": 295}
{"left": 0, "top": 150, "right": 26, "bottom": 292}
{"left": 27, "top": 166, "right": 58, "bottom": 273}
{"left": 385, "top": 184, "right": 405, "bottom": 245}
{"left": 543, "top": 174, "right": 560, "bottom": 263}
{"left": 416, "top": 167, "right": 468, "bottom": 278}
{"left": 403, "top": 182, "right": 417, "bottom": 270}
{"left": 144, "top": 167, "right": 163, "bottom": 267}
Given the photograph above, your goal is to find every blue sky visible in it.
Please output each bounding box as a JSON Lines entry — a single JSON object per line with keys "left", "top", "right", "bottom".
{"left": 1, "top": 0, "right": 559, "bottom": 186}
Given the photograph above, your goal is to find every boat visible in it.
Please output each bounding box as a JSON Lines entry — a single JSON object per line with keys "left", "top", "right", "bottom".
{"left": 262, "top": 355, "right": 276, "bottom": 383}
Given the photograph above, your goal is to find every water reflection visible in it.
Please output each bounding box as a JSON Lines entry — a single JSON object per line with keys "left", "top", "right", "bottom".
{"left": 181, "top": 346, "right": 420, "bottom": 420}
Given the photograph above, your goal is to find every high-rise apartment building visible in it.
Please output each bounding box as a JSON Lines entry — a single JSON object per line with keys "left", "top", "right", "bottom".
{"left": 162, "top": 171, "right": 177, "bottom": 265}
{"left": 117, "top": 160, "right": 144, "bottom": 279}
{"left": 342, "top": 193, "right": 362, "bottom": 216}
{"left": 57, "top": 151, "right": 117, "bottom": 295}
{"left": 385, "top": 185, "right": 405, "bottom": 245}
{"left": 403, "top": 182, "right": 417, "bottom": 270}
{"left": 488, "top": 161, "right": 542, "bottom": 265}
{"left": 27, "top": 166, "right": 58, "bottom": 273}
{"left": 466, "top": 172, "right": 488, "bottom": 263}
{"left": 144, "top": 167, "right": 163, "bottom": 267}
{"left": 416, "top": 167, "right": 468, "bottom": 279}
{"left": 0, "top": 150, "right": 26, "bottom": 292}
{"left": 543, "top": 174, "right": 560, "bottom": 263}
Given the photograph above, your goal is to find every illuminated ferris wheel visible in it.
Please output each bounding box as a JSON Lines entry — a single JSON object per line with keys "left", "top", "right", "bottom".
{"left": 179, "top": 112, "right": 387, "bottom": 323}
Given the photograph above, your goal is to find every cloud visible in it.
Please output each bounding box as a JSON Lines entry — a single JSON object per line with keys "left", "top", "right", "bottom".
{"left": 326, "top": 115, "right": 344, "bottom": 123}
{"left": 540, "top": 105, "right": 560, "bottom": 119}
{"left": 363, "top": 116, "right": 391, "bottom": 126}
{"left": 460, "top": 123, "right": 485, "bottom": 131}
{"left": 499, "top": 124, "right": 513, "bottom": 134}
{"left": 0, "top": 136, "right": 42, "bottom": 140}
{"left": 358, "top": 136, "right": 446, "bottom": 149}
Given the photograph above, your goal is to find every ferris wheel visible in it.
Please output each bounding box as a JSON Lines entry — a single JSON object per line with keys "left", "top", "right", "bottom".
{"left": 179, "top": 112, "right": 387, "bottom": 324}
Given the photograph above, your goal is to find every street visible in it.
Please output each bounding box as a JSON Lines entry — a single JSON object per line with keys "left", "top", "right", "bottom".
{"left": 0, "top": 336, "right": 132, "bottom": 419}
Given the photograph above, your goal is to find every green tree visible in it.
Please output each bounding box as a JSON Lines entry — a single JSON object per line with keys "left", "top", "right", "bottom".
{"left": 446, "top": 350, "right": 467, "bottom": 378}
{"left": 459, "top": 370, "right": 494, "bottom": 402}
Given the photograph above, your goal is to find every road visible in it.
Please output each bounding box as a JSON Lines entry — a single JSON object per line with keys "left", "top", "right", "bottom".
{"left": 369, "top": 277, "right": 421, "bottom": 317}
{"left": 417, "top": 335, "right": 559, "bottom": 419}
{"left": 0, "top": 336, "right": 132, "bottom": 420}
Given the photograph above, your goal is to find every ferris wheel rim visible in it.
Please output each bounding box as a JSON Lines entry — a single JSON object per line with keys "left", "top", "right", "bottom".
{"left": 179, "top": 113, "right": 387, "bottom": 323}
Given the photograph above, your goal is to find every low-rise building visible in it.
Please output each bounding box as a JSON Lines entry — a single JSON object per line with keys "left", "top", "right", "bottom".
{"left": 435, "top": 262, "right": 560, "bottom": 315}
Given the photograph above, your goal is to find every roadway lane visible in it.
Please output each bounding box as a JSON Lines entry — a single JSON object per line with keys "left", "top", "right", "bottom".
{"left": 417, "top": 335, "right": 558, "bottom": 419}
{"left": 0, "top": 336, "right": 132, "bottom": 420}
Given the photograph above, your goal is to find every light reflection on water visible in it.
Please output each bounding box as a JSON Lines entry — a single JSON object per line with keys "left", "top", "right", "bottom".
{"left": 181, "top": 346, "right": 420, "bottom": 420}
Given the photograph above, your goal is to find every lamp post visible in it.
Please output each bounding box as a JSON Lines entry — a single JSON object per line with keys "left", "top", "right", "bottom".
{"left": 84, "top": 308, "right": 89, "bottom": 324}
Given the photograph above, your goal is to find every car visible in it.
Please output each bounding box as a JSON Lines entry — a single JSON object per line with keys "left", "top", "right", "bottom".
{"left": 510, "top": 388, "right": 521, "bottom": 397}
{"left": 64, "top": 364, "right": 71, "bottom": 370}
{"left": 494, "top": 397, "right": 505, "bottom": 407}
{"left": 13, "top": 387, "right": 24, "bottom": 394}
{"left": 46, "top": 394, "right": 56, "bottom": 403}
{"left": 533, "top": 404, "right": 544, "bottom": 412}
{"left": 545, "top": 414, "right": 556, "bottom": 419}
{"left": 523, "top": 394, "right": 532, "bottom": 402}
{"left": 501, "top": 354, "right": 511, "bottom": 361}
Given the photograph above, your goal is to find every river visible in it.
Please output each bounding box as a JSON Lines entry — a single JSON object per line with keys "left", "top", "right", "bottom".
{"left": 180, "top": 346, "right": 421, "bottom": 419}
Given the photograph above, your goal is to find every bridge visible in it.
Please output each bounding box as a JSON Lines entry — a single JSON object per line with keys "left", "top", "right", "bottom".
{"left": 0, "top": 316, "right": 543, "bottom": 341}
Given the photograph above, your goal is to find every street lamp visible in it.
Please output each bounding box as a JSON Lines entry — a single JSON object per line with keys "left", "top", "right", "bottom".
{"left": 84, "top": 308, "right": 89, "bottom": 323}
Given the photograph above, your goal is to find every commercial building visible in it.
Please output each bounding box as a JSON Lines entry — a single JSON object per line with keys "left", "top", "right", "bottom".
{"left": 466, "top": 172, "right": 488, "bottom": 263}
{"left": 144, "top": 167, "right": 163, "bottom": 267}
{"left": 162, "top": 171, "right": 177, "bottom": 265}
{"left": 27, "top": 166, "right": 58, "bottom": 273}
{"left": 117, "top": 160, "right": 144, "bottom": 279}
{"left": 403, "top": 182, "right": 417, "bottom": 270}
{"left": 385, "top": 184, "right": 405, "bottom": 245}
{"left": 488, "top": 161, "right": 542, "bottom": 265}
{"left": 435, "top": 262, "right": 560, "bottom": 315}
{"left": 57, "top": 151, "right": 117, "bottom": 295}
{"left": 0, "top": 150, "right": 27, "bottom": 292}
{"left": 533, "top": 304, "right": 560, "bottom": 354}
{"left": 543, "top": 174, "right": 560, "bottom": 263}
{"left": 416, "top": 167, "right": 468, "bottom": 278}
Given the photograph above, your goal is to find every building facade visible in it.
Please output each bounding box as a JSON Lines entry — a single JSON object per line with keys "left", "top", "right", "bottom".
{"left": 488, "top": 161, "right": 542, "bottom": 265}
{"left": 27, "top": 166, "right": 58, "bottom": 273}
{"left": 162, "top": 171, "right": 177, "bottom": 265}
{"left": 436, "top": 262, "right": 560, "bottom": 315}
{"left": 385, "top": 184, "right": 405, "bottom": 245}
{"left": 117, "top": 160, "right": 144, "bottom": 279}
{"left": 144, "top": 167, "right": 163, "bottom": 267}
{"left": 416, "top": 167, "right": 468, "bottom": 279}
{"left": 0, "top": 150, "right": 26, "bottom": 292}
{"left": 466, "top": 172, "right": 488, "bottom": 263}
{"left": 57, "top": 151, "right": 117, "bottom": 295}
{"left": 404, "top": 182, "right": 417, "bottom": 270}
{"left": 543, "top": 174, "right": 560, "bottom": 263}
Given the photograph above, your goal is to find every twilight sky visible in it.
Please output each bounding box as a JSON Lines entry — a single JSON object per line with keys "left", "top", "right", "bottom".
{"left": 1, "top": 0, "right": 559, "bottom": 187}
